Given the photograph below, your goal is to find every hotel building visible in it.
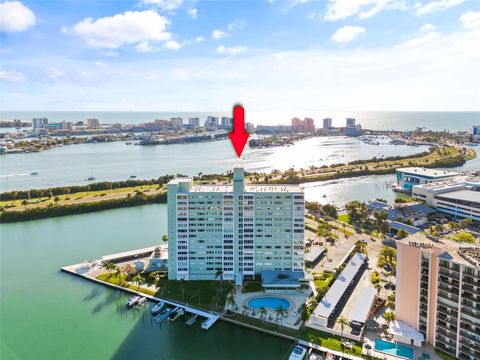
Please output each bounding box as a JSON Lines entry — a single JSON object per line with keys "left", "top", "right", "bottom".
{"left": 396, "top": 233, "right": 480, "bottom": 359}
{"left": 167, "top": 168, "right": 305, "bottom": 282}
{"left": 412, "top": 176, "right": 480, "bottom": 222}
{"left": 396, "top": 167, "right": 460, "bottom": 192}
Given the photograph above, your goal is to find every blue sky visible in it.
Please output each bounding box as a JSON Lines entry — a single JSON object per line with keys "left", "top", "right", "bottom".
{"left": 1, "top": 0, "right": 479, "bottom": 111}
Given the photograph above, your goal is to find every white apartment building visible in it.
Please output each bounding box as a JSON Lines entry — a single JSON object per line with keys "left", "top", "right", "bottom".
{"left": 167, "top": 168, "right": 305, "bottom": 282}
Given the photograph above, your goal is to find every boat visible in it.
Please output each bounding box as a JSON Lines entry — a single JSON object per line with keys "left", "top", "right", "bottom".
{"left": 126, "top": 295, "right": 141, "bottom": 308}
{"left": 136, "top": 297, "right": 147, "bottom": 307}
{"left": 154, "top": 306, "right": 175, "bottom": 323}
{"left": 30, "top": 172, "right": 38, "bottom": 175}
{"left": 289, "top": 344, "right": 307, "bottom": 360}
{"left": 151, "top": 301, "right": 165, "bottom": 315}
{"left": 87, "top": 168, "right": 95, "bottom": 181}
{"left": 185, "top": 314, "right": 198, "bottom": 325}
{"left": 168, "top": 308, "right": 185, "bottom": 322}
{"left": 129, "top": 175, "right": 136, "bottom": 178}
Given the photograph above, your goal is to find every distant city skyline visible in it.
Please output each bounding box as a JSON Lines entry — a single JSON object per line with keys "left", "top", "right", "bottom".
{"left": 1, "top": 0, "right": 480, "bottom": 111}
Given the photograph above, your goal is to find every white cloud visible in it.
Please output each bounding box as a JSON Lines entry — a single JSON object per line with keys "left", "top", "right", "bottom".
{"left": 0, "top": 70, "right": 25, "bottom": 82}
{"left": 227, "top": 19, "right": 246, "bottom": 31}
{"left": 460, "top": 11, "right": 480, "bottom": 29}
{"left": 212, "top": 29, "right": 229, "bottom": 40}
{"left": 401, "top": 31, "right": 440, "bottom": 47}
{"left": 95, "top": 60, "right": 106, "bottom": 67}
{"left": 102, "top": 50, "right": 119, "bottom": 57}
{"left": 71, "top": 10, "right": 171, "bottom": 48}
{"left": 0, "top": 1, "right": 35, "bottom": 33}
{"left": 416, "top": 0, "right": 463, "bottom": 15}
{"left": 195, "top": 36, "right": 205, "bottom": 42}
{"left": 401, "top": 23, "right": 440, "bottom": 47}
{"left": 420, "top": 23, "right": 436, "bottom": 33}
{"left": 308, "top": 11, "right": 322, "bottom": 19}
{"left": 187, "top": 8, "right": 198, "bottom": 19}
{"left": 136, "top": 41, "right": 155, "bottom": 52}
{"left": 324, "top": 0, "right": 406, "bottom": 21}
{"left": 331, "top": 26, "right": 366, "bottom": 44}
{"left": 216, "top": 45, "right": 247, "bottom": 56}
{"left": 287, "top": 0, "right": 310, "bottom": 8}
{"left": 163, "top": 39, "right": 182, "bottom": 50}
{"left": 141, "top": 0, "right": 183, "bottom": 11}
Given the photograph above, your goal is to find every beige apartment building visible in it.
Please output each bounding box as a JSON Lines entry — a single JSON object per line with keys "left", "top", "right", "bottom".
{"left": 396, "top": 233, "right": 480, "bottom": 360}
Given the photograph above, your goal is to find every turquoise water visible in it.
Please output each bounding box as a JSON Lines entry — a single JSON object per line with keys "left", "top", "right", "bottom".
{"left": 0, "top": 205, "right": 293, "bottom": 359}
{"left": 248, "top": 297, "right": 291, "bottom": 310}
{"left": 374, "top": 339, "right": 414, "bottom": 359}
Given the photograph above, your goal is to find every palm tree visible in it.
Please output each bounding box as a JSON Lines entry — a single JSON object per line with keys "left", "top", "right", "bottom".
{"left": 259, "top": 306, "right": 268, "bottom": 320}
{"left": 21, "top": 199, "right": 29, "bottom": 210}
{"left": 336, "top": 315, "right": 349, "bottom": 341}
{"left": 132, "top": 273, "right": 144, "bottom": 291}
{"left": 215, "top": 269, "right": 224, "bottom": 291}
{"left": 114, "top": 266, "right": 123, "bottom": 280}
{"left": 275, "top": 305, "right": 288, "bottom": 327}
{"left": 374, "top": 282, "right": 382, "bottom": 296}
{"left": 161, "top": 234, "right": 168, "bottom": 243}
{"left": 102, "top": 261, "right": 116, "bottom": 273}
{"left": 383, "top": 310, "right": 395, "bottom": 327}
{"left": 226, "top": 293, "right": 236, "bottom": 310}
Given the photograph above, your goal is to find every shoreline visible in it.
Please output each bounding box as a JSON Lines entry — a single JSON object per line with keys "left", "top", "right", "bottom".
{"left": 0, "top": 146, "right": 476, "bottom": 223}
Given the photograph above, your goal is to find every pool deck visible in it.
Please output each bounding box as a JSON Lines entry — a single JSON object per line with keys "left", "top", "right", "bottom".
{"left": 229, "top": 290, "right": 311, "bottom": 330}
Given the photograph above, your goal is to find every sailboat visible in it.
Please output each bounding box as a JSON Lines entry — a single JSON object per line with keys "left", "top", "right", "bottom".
{"left": 87, "top": 169, "right": 95, "bottom": 181}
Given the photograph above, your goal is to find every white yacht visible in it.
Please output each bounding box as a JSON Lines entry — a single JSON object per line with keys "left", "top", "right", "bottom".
{"left": 151, "top": 301, "right": 165, "bottom": 315}
{"left": 126, "top": 295, "right": 140, "bottom": 308}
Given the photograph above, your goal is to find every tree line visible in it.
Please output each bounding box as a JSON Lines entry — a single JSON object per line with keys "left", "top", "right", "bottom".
{"left": 0, "top": 192, "right": 167, "bottom": 223}
{"left": 0, "top": 175, "right": 174, "bottom": 201}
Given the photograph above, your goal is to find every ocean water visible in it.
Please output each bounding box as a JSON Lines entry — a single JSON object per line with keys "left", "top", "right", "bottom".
{"left": 1, "top": 110, "right": 479, "bottom": 132}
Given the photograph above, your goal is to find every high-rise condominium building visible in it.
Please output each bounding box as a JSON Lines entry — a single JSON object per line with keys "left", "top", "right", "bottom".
{"left": 32, "top": 117, "right": 48, "bottom": 131}
{"left": 396, "top": 233, "right": 480, "bottom": 360}
{"left": 167, "top": 168, "right": 305, "bottom": 282}
{"left": 188, "top": 117, "right": 200, "bottom": 127}
{"left": 323, "top": 118, "right": 332, "bottom": 129}
{"left": 87, "top": 118, "right": 100, "bottom": 129}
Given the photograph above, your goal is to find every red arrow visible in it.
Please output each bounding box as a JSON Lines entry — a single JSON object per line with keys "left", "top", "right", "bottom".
{"left": 229, "top": 104, "right": 249, "bottom": 157}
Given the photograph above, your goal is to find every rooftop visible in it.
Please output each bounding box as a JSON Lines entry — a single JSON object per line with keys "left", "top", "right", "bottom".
{"left": 189, "top": 184, "right": 303, "bottom": 193}
{"left": 414, "top": 175, "right": 480, "bottom": 191}
{"left": 313, "top": 252, "right": 367, "bottom": 320}
{"left": 398, "top": 233, "right": 480, "bottom": 267}
{"left": 397, "top": 167, "right": 460, "bottom": 178}
{"left": 435, "top": 189, "right": 480, "bottom": 203}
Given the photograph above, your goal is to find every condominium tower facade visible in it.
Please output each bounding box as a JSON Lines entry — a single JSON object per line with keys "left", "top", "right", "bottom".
{"left": 167, "top": 168, "right": 305, "bottom": 282}
{"left": 396, "top": 233, "right": 480, "bottom": 360}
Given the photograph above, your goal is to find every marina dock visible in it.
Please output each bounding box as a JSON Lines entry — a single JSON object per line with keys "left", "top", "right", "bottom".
{"left": 60, "top": 263, "right": 220, "bottom": 330}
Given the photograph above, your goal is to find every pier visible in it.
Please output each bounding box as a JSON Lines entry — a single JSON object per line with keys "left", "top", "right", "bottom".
{"left": 60, "top": 264, "right": 220, "bottom": 330}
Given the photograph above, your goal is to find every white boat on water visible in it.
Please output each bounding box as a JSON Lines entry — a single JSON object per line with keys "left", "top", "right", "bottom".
{"left": 136, "top": 297, "right": 147, "bottom": 306}
{"left": 289, "top": 344, "right": 307, "bottom": 360}
{"left": 169, "top": 308, "right": 184, "bottom": 322}
{"left": 151, "top": 301, "right": 165, "bottom": 315}
{"left": 126, "top": 295, "right": 140, "bottom": 308}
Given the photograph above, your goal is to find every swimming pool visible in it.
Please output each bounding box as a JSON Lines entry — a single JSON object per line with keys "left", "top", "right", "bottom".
{"left": 247, "top": 297, "right": 291, "bottom": 310}
{"left": 374, "top": 339, "right": 414, "bottom": 359}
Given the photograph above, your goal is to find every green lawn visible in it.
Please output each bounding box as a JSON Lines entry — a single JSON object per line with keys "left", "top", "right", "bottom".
{"left": 297, "top": 327, "right": 363, "bottom": 355}
{"left": 155, "top": 279, "right": 233, "bottom": 311}
{"left": 97, "top": 273, "right": 233, "bottom": 311}
{"left": 338, "top": 214, "right": 350, "bottom": 223}
{"left": 96, "top": 273, "right": 156, "bottom": 296}
{"left": 313, "top": 272, "right": 335, "bottom": 292}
